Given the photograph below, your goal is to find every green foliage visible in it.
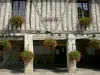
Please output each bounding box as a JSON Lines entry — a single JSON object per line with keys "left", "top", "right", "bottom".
{"left": 2, "top": 40, "right": 11, "bottom": 50}
{"left": 69, "top": 50, "right": 81, "bottom": 61}
{"left": 10, "top": 15, "right": 24, "bottom": 26}
{"left": 89, "top": 39, "right": 100, "bottom": 50}
{"left": 20, "top": 50, "right": 34, "bottom": 62}
{"left": 79, "top": 17, "right": 91, "bottom": 26}
{"left": 43, "top": 38, "right": 57, "bottom": 50}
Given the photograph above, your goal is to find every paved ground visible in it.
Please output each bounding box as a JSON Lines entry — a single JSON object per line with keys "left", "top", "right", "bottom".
{"left": 0, "top": 64, "right": 100, "bottom": 75}
{"left": 0, "top": 68, "right": 100, "bottom": 75}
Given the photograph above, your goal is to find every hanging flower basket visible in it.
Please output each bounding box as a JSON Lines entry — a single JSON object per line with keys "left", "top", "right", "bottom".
{"left": 89, "top": 39, "right": 100, "bottom": 50}
{"left": 2, "top": 40, "right": 12, "bottom": 51}
{"left": 69, "top": 50, "right": 81, "bottom": 62}
{"left": 43, "top": 38, "right": 57, "bottom": 50}
{"left": 10, "top": 15, "right": 24, "bottom": 26}
{"left": 20, "top": 50, "right": 34, "bottom": 62}
{"left": 79, "top": 17, "right": 91, "bottom": 27}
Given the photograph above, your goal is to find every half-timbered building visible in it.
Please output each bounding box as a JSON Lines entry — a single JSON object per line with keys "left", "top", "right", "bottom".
{"left": 0, "top": 0, "right": 100, "bottom": 73}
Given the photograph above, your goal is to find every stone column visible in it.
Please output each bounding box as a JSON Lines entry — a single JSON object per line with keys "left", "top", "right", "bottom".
{"left": 67, "top": 34, "right": 76, "bottom": 73}
{"left": 24, "top": 34, "right": 33, "bottom": 74}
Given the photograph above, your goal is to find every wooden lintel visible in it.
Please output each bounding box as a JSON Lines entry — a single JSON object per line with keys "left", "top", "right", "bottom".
{"left": 0, "top": 30, "right": 100, "bottom": 35}
{"left": 0, "top": 36, "right": 24, "bottom": 40}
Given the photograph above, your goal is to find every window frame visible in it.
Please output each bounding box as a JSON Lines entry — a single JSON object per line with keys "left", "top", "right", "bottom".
{"left": 77, "top": 1, "right": 90, "bottom": 19}
{"left": 12, "top": 0, "right": 26, "bottom": 18}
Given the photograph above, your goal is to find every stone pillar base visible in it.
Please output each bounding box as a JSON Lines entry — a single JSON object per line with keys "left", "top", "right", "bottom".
{"left": 24, "top": 61, "right": 33, "bottom": 74}
{"left": 67, "top": 60, "right": 76, "bottom": 73}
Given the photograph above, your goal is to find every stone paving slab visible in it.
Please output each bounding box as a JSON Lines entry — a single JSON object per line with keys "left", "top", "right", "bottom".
{"left": 0, "top": 63, "right": 100, "bottom": 75}
{"left": 0, "top": 68, "right": 100, "bottom": 75}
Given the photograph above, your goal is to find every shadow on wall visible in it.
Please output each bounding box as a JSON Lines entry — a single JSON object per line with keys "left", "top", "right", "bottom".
{"left": 0, "top": 40, "right": 24, "bottom": 74}
{"left": 2, "top": 40, "right": 24, "bottom": 64}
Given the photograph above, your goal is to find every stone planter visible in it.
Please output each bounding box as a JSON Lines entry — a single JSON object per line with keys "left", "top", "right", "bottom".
{"left": 68, "top": 59, "right": 76, "bottom": 73}
{"left": 24, "top": 60, "right": 33, "bottom": 74}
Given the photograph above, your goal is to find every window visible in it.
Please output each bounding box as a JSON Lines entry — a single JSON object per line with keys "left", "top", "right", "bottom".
{"left": 12, "top": 0, "right": 26, "bottom": 18}
{"left": 77, "top": 1, "right": 89, "bottom": 19}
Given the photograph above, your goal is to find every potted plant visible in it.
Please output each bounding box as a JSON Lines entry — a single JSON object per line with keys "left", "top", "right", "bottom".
{"left": 20, "top": 50, "right": 34, "bottom": 62}
{"left": 43, "top": 38, "right": 57, "bottom": 50}
{"left": 69, "top": 50, "right": 81, "bottom": 62}
{"left": 79, "top": 17, "right": 90, "bottom": 26}
{"left": 10, "top": 15, "right": 24, "bottom": 26}
{"left": 2, "top": 40, "right": 12, "bottom": 51}
{"left": 89, "top": 39, "right": 100, "bottom": 50}
{"left": 79, "top": 17, "right": 91, "bottom": 30}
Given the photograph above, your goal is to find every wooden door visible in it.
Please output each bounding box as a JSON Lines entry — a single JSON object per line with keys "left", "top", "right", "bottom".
{"left": 55, "top": 46, "right": 66, "bottom": 64}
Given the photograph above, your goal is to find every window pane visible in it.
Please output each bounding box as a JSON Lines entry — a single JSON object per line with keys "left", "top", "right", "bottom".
{"left": 12, "top": 10, "right": 18, "bottom": 16}
{"left": 13, "top": 1, "right": 18, "bottom": 7}
{"left": 78, "top": 3, "right": 82, "bottom": 8}
{"left": 83, "top": 3, "right": 88, "bottom": 11}
{"left": 20, "top": 1, "right": 25, "bottom": 7}
{"left": 13, "top": 6, "right": 18, "bottom": 10}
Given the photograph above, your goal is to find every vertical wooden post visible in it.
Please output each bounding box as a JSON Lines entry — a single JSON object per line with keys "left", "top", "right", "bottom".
{"left": 3, "top": 0, "right": 10, "bottom": 29}
{"left": 91, "top": 0, "right": 98, "bottom": 31}
{"left": 26, "top": 0, "right": 31, "bottom": 30}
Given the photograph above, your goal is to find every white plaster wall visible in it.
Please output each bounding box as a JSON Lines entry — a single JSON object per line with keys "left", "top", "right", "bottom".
{"left": 0, "top": 0, "right": 77, "bottom": 32}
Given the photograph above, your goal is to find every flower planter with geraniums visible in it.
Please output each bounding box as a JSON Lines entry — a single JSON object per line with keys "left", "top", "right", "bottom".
{"left": 68, "top": 50, "right": 81, "bottom": 73}
{"left": 79, "top": 17, "right": 91, "bottom": 30}
{"left": 10, "top": 15, "right": 24, "bottom": 27}
{"left": 89, "top": 39, "right": 100, "bottom": 50}
{"left": 20, "top": 50, "right": 34, "bottom": 62}
{"left": 69, "top": 50, "right": 81, "bottom": 62}
{"left": 21, "top": 50, "right": 34, "bottom": 73}
{"left": 2, "top": 40, "right": 12, "bottom": 51}
{"left": 43, "top": 38, "right": 57, "bottom": 63}
{"left": 43, "top": 38, "right": 57, "bottom": 50}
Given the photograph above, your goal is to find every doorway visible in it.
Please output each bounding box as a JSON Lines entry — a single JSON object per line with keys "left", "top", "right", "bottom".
{"left": 76, "top": 39, "right": 100, "bottom": 69}
{"left": 55, "top": 46, "right": 66, "bottom": 64}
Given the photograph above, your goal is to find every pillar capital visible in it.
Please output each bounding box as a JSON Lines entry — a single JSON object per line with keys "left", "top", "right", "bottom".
{"left": 67, "top": 34, "right": 76, "bottom": 51}
{"left": 68, "top": 34, "right": 76, "bottom": 39}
